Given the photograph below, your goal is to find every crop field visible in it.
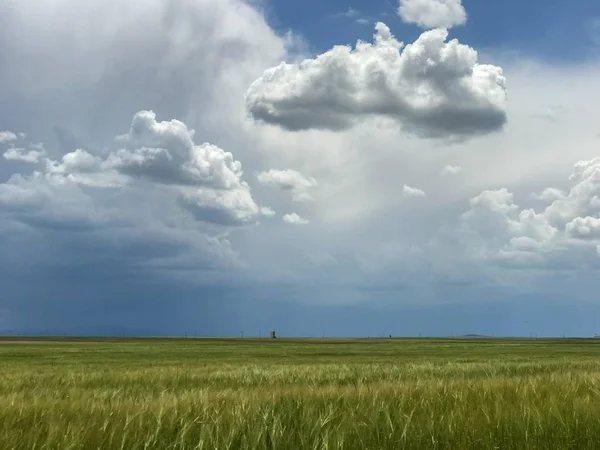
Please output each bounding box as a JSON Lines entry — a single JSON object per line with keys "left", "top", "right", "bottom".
{"left": 2, "top": 337, "right": 600, "bottom": 449}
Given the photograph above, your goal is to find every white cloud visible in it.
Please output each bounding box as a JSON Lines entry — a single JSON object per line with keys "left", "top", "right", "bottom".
{"left": 332, "top": 7, "right": 371, "bottom": 26}
{"left": 461, "top": 157, "right": 600, "bottom": 266}
{"left": 42, "top": 112, "right": 256, "bottom": 203}
{"left": 398, "top": 0, "right": 467, "bottom": 29}
{"left": 109, "top": 111, "right": 273, "bottom": 226}
{"left": 283, "top": 213, "right": 309, "bottom": 225}
{"left": 441, "top": 165, "right": 462, "bottom": 176}
{"left": 107, "top": 111, "right": 245, "bottom": 190}
{"left": 333, "top": 7, "right": 361, "bottom": 19}
{"left": 54, "top": 149, "right": 104, "bottom": 173}
{"left": 466, "top": 188, "right": 517, "bottom": 216}
{"left": 402, "top": 185, "right": 426, "bottom": 197}
{"left": 0, "top": 131, "right": 17, "bottom": 143}
{"left": 256, "top": 169, "right": 318, "bottom": 201}
{"left": 531, "top": 188, "right": 566, "bottom": 203}
{"left": 11, "top": 111, "right": 274, "bottom": 228}
{"left": 3, "top": 144, "right": 46, "bottom": 163}
{"left": 180, "top": 189, "right": 274, "bottom": 227}
{"left": 566, "top": 217, "right": 600, "bottom": 240}
{"left": 246, "top": 23, "right": 507, "bottom": 139}
{"left": 44, "top": 149, "right": 124, "bottom": 188}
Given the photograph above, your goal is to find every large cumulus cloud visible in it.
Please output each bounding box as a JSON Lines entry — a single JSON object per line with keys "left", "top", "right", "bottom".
{"left": 13, "top": 110, "right": 274, "bottom": 227}
{"left": 245, "top": 23, "right": 507, "bottom": 138}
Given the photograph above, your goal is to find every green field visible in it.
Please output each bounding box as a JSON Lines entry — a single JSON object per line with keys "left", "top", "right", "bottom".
{"left": 2, "top": 337, "right": 600, "bottom": 449}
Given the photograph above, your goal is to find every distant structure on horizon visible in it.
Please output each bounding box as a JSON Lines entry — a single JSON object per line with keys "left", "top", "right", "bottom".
{"left": 270, "top": 330, "right": 276, "bottom": 339}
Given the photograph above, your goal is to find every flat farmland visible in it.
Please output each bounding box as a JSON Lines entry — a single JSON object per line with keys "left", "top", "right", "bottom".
{"left": 2, "top": 337, "right": 600, "bottom": 449}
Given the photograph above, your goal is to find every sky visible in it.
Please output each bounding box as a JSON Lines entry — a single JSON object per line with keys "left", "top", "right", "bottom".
{"left": 1, "top": 0, "right": 600, "bottom": 337}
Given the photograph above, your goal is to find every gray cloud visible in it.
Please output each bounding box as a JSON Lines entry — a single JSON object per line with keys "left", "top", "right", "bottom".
{"left": 0, "top": 0, "right": 287, "bottom": 150}
{"left": 0, "top": 172, "right": 107, "bottom": 232}
{"left": 0, "top": 169, "right": 241, "bottom": 276}
{"left": 256, "top": 169, "right": 318, "bottom": 201}
{"left": 246, "top": 23, "right": 507, "bottom": 138}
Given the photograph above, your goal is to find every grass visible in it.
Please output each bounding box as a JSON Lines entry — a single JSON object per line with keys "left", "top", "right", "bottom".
{"left": 2, "top": 337, "right": 600, "bottom": 449}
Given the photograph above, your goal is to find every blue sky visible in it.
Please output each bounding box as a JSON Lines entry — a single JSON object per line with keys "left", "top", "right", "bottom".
{"left": 1, "top": 0, "right": 600, "bottom": 338}
{"left": 266, "top": 0, "right": 600, "bottom": 61}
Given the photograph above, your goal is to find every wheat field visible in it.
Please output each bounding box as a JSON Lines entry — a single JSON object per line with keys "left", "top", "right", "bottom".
{"left": 2, "top": 337, "right": 600, "bottom": 449}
